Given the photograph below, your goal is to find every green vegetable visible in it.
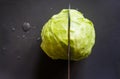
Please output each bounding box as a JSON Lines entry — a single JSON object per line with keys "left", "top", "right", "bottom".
{"left": 41, "top": 9, "right": 95, "bottom": 61}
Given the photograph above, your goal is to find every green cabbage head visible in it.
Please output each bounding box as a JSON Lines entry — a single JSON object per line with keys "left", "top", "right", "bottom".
{"left": 41, "top": 9, "right": 95, "bottom": 61}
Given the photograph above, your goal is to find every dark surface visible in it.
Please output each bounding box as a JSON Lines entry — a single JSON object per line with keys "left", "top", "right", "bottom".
{"left": 0, "top": 0, "right": 120, "bottom": 79}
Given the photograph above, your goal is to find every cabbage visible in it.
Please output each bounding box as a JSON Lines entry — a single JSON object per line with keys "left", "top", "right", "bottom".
{"left": 41, "top": 9, "right": 95, "bottom": 61}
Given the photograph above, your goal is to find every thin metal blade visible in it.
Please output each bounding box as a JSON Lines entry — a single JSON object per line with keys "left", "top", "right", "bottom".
{"left": 68, "top": 3, "right": 71, "bottom": 79}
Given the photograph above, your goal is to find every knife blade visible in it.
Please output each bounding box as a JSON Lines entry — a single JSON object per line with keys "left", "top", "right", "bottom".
{"left": 68, "top": 3, "right": 71, "bottom": 79}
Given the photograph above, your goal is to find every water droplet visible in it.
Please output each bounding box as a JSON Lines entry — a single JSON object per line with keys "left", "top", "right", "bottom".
{"left": 2, "top": 47, "right": 6, "bottom": 51}
{"left": 26, "top": 31, "right": 30, "bottom": 34}
{"left": 32, "top": 26, "right": 36, "bottom": 29}
{"left": 17, "top": 35, "right": 20, "bottom": 39}
{"left": 22, "top": 35, "right": 26, "bottom": 38}
{"left": 0, "top": 47, "right": 6, "bottom": 55}
{"left": 17, "top": 56, "right": 21, "bottom": 60}
{"left": 37, "top": 37, "right": 40, "bottom": 41}
{"left": 11, "top": 27, "right": 16, "bottom": 31}
{"left": 1, "top": 47, "right": 6, "bottom": 55}
{"left": 76, "top": 8, "right": 79, "bottom": 10}
{"left": 22, "top": 22, "right": 31, "bottom": 32}
{"left": 50, "top": 8, "right": 53, "bottom": 10}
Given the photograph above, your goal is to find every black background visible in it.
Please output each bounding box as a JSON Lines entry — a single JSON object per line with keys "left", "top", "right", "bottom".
{"left": 0, "top": 0, "right": 120, "bottom": 79}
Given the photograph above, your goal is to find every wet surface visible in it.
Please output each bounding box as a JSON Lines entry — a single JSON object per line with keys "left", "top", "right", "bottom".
{"left": 0, "top": 0, "right": 120, "bottom": 79}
